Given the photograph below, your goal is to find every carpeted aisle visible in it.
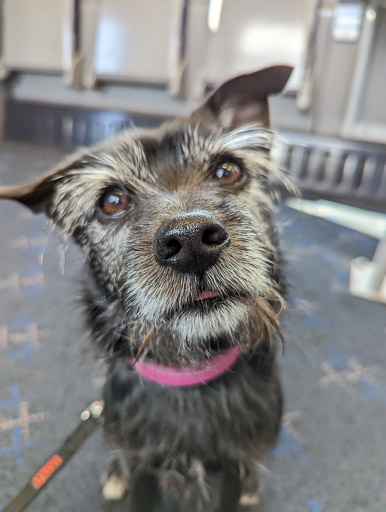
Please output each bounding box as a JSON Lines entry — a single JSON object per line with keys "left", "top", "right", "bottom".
{"left": 0, "top": 141, "right": 385, "bottom": 512}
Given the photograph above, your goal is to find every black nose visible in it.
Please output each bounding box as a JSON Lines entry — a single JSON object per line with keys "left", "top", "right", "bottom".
{"left": 154, "top": 211, "right": 230, "bottom": 275}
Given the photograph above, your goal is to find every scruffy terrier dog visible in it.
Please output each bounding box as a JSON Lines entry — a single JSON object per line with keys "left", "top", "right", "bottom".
{"left": 1, "top": 65, "right": 292, "bottom": 511}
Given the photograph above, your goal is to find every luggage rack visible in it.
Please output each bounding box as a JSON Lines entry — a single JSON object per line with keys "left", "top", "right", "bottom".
{"left": 272, "top": 131, "right": 386, "bottom": 212}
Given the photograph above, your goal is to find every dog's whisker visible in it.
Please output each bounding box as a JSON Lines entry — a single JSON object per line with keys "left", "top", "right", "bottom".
{"left": 58, "top": 236, "right": 71, "bottom": 276}
{"left": 134, "top": 327, "right": 155, "bottom": 364}
{"left": 38, "top": 218, "right": 56, "bottom": 268}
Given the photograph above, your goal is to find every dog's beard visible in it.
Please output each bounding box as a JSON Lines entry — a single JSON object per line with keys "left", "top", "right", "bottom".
{"left": 122, "top": 251, "right": 282, "bottom": 364}
{"left": 167, "top": 296, "right": 251, "bottom": 344}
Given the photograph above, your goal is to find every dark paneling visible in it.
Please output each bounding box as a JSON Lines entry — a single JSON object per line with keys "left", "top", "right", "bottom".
{"left": 4, "top": 100, "right": 168, "bottom": 149}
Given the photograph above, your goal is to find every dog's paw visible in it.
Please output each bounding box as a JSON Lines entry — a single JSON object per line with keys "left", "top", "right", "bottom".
{"left": 239, "top": 490, "right": 261, "bottom": 507}
{"left": 100, "top": 452, "right": 129, "bottom": 501}
{"left": 101, "top": 474, "right": 127, "bottom": 501}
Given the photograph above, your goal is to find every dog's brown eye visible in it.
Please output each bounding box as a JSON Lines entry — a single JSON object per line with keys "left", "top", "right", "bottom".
{"left": 215, "top": 163, "right": 241, "bottom": 185}
{"left": 100, "top": 187, "right": 130, "bottom": 216}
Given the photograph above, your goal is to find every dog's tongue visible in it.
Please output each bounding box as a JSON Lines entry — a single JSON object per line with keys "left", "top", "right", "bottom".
{"left": 194, "top": 290, "right": 220, "bottom": 301}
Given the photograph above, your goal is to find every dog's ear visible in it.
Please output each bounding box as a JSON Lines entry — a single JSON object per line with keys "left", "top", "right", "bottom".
{"left": 0, "top": 149, "right": 89, "bottom": 215}
{"left": 191, "top": 65, "right": 293, "bottom": 128}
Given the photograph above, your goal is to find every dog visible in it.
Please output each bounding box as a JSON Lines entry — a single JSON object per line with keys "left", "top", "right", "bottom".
{"left": 0, "top": 65, "right": 292, "bottom": 511}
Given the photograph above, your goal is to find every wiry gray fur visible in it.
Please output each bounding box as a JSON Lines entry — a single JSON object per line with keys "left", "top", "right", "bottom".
{"left": 0, "top": 65, "right": 293, "bottom": 511}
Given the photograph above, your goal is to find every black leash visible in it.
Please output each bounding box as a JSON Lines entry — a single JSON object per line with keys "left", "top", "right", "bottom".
{"left": 3, "top": 400, "right": 104, "bottom": 512}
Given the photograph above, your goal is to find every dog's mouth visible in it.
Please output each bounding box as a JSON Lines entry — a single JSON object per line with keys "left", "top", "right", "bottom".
{"left": 194, "top": 290, "right": 221, "bottom": 301}
{"left": 164, "top": 288, "right": 250, "bottom": 320}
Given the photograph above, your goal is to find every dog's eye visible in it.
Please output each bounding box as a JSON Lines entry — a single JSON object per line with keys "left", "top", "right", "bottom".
{"left": 215, "top": 163, "right": 241, "bottom": 185}
{"left": 100, "top": 187, "right": 130, "bottom": 216}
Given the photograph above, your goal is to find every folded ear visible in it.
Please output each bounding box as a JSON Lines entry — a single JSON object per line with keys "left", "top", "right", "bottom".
{"left": 0, "top": 148, "right": 89, "bottom": 215}
{"left": 192, "top": 65, "right": 293, "bottom": 129}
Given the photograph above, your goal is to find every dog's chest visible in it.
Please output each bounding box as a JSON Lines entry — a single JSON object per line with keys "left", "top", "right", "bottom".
{"left": 102, "top": 349, "right": 282, "bottom": 461}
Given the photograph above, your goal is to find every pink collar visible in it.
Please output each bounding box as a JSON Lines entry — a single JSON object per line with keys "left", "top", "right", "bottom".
{"left": 129, "top": 346, "right": 240, "bottom": 387}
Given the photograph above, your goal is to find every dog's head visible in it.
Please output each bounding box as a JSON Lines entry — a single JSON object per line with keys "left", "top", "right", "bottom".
{"left": 0, "top": 66, "right": 292, "bottom": 363}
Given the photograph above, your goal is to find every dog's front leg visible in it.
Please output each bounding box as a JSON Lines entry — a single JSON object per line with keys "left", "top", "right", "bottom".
{"left": 239, "top": 462, "right": 260, "bottom": 507}
{"left": 129, "top": 472, "right": 160, "bottom": 512}
{"left": 101, "top": 450, "right": 130, "bottom": 501}
{"left": 215, "top": 464, "right": 242, "bottom": 512}
{"left": 101, "top": 451, "right": 161, "bottom": 511}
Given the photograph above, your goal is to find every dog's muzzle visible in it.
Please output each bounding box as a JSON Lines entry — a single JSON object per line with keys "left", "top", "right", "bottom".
{"left": 154, "top": 210, "right": 230, "bottom": 275}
